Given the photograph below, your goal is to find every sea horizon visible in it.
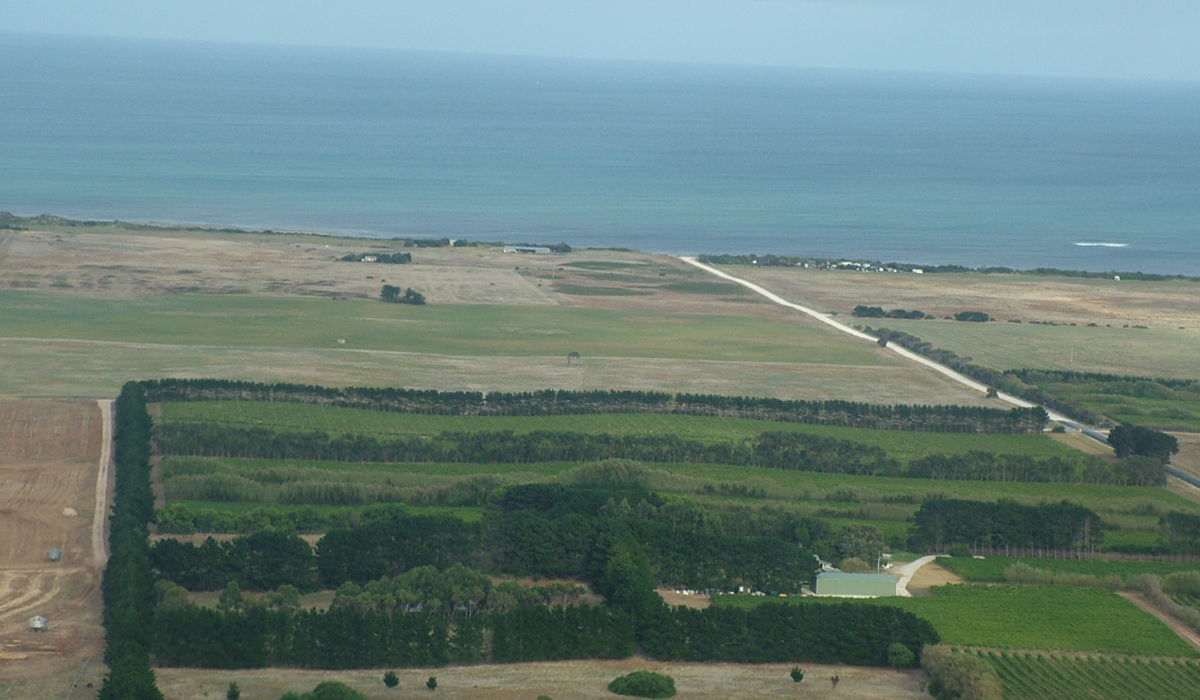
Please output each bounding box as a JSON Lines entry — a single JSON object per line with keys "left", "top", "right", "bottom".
{"left": 3, "top": 32, "right": 1199, "bottom": 275}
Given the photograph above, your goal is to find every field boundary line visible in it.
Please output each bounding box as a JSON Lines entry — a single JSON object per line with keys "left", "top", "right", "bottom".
{"left": 678, "top": 257, "right": 1075, "bottom": 424}
{"left": 1119, "top": 591, "right": 1200, "bottom": 653}
{"left": 93, "top": 399, "right": 113, "bottom": 568}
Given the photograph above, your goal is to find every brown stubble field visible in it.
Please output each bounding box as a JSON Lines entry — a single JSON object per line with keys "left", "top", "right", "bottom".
{"left": 0, "top": 401, "right": 107, "bottom": 700}
{"left": 156, "top": 659, "right": 927, "bottom": 700}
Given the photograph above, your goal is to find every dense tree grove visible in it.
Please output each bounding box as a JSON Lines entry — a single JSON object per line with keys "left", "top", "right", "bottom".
{"left": 150, "top": 493, "right": 826, "bottom": 595}
{"left": 1107, "top": 424, "right": 1179, "bottom": 463}
{"left": 910, "top": 499, "right": 1103, "bottom": 553}
{"left": 1159, "top": 512, "right": 1200, "bottom": 554}
{"left": 98, "top": 383, "right": 165, "bottom": 700}
{"left": 148, "top": 488, "right": 938, "bottom": 670}
{"left": 138, "top": 379, "right": 1044, "bottom": 433}
{"left": 150, "top": 530, "right": 319, "bottom": 591}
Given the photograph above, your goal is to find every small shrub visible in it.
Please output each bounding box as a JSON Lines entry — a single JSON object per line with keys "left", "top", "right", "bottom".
{"left": 790, "top": 666, "right": 805, "bottom": 683}
{"left": 227, "top": 682, "right": 241, "bottom": 700}
{"left": 426, "top": 676, "right": 437, "bottom": 691}
{"left": 383, "top": 672, "right": 399, "bottom": 688}
{"left": 949, "top": 543, "right": 973, "bottom": 558}
{"left": 607, "top": 671, "right": 676, "bottom": 698}
{"left": 888, "top": 642, "right": 915, "bottom": 670}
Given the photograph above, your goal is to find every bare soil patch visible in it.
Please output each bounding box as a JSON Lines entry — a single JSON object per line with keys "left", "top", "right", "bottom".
{"left": 658, "top": 588, "right": 712, "bottom": 609}
{"left": 156, "top": 659, "right": 926, "bottom": 700}
{"left": 905, "top": 562, "right": 964, "bottom": 596}
{"left": 0, "top": 401, "right": 107, "bottom": 700}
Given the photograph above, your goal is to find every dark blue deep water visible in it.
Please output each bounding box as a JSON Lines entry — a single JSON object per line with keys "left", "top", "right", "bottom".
{"left": 3, "top": 33, "right": 1199, "bottom": 274}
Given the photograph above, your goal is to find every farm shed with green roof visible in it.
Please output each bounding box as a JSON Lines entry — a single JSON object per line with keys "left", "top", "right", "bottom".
{"left": 815, "top": 572, "right": 897, "bottom": 597}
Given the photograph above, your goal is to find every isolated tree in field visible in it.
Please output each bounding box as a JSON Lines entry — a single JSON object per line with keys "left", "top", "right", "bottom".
{"left": 567, "top": 351, "right": 581, "bottom": 365}
{"left": 790, "top": 667, "right": 805, "bottom": 683}
{"left": 380, "top": 284, "right": 401, "bottom": 302}
{"left": 1108, "top": 424, "right": 1179, "bottom": 463}
{"left": 226, "top": 682, "right": 241, "bottom": 700}
{"left": 383, "top": 672, "right": 399, "bottom": 688}
{"left": 888, "top": 642, "right": 915, "bottom": 671}
{"left": 426, "top": 676, "right": 437, "bottom": 691}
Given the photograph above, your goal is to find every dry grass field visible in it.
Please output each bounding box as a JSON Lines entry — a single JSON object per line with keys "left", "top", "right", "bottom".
{"left": 0, "top": 401, "right": 107, "bottom": 700}
{"left": 156, "top": 659, "right": 927, "bottom": 700}
{"left": 0, "top": 226, "right": 994, "bottom": 406}
{"left": 728, "top": 265, "right": 1200, "bottom": 378}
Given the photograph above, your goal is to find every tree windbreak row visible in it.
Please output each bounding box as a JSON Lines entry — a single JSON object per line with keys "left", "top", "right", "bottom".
{"left": 150, "top": 598, "right": 936, "bottom": 670}
{"left": 910, "top": 499, "right": 1104, "bottom": 553}
{"left": 99, "top": 383, "right": 165, "bottom": 700}
{"left": 156, "top": 423, "right": 1148, "bottom": 485}
{"left": 139, "top": 378, "right": 1048, "bottom": 433}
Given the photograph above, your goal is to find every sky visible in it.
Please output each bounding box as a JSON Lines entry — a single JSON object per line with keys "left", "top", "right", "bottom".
{"left": 5, "top": 0, "right": 1200, "bottom": 82}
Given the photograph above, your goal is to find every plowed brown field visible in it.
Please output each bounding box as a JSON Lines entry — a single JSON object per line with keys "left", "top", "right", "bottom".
{"left": 0, "top": 401, "right": 107, "bottom": 700}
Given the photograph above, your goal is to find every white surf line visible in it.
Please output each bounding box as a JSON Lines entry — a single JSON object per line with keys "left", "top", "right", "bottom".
{"left": 678, "top": 256, "right": 1073, "bottom": 423}
{"left": 93, "top": 399, "right": 114, "bottom": 568}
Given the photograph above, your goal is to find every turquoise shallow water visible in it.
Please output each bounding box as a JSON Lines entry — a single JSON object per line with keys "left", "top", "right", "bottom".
{"left": 2, "top": 33, "right": 1199, "bottom": 274}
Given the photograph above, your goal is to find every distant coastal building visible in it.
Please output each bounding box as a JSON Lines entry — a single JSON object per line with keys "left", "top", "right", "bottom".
{"left": 504, "top": 245, "right": 552, "bottom": 255}
{"left": 814, "top": 572, "right": 897, "bottom": 598}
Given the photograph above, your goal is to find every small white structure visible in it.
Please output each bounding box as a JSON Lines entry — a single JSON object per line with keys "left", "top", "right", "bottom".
{"left": 29, "top": 615, "right": 48, "bottom": 632}
{"left": 503, "top": 245, "right": 552, "bottom": 255}
{"left": 912, "top": 269, "right": 924, "bottom": 274}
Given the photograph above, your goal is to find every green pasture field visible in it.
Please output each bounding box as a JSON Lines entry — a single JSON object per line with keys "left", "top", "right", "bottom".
{"left": 169, "top": 499, "right": 487, "bottom": 523}
{"left": 0, "top": 288, "right": 889, "bottom": 365}
{"left": 940, "top": 556, "right": 1200, "bottom": 583}
{"left": 159, "top": 455, "right": 1200, "bottom": 515}
{"left": 158, "top": 456, "right": 1200, "bottom": 546}
{"left": 160, "top": 401, "right": 1080, "bottom": 464}
{"left": 715, "top": 585, "right": 1199, "bottom": 657}
{"left": 981, "top": 650, "right": 1200, "bottom": 700}
{"left": 874, "top": 318, "right": 1197, "bottom": 380}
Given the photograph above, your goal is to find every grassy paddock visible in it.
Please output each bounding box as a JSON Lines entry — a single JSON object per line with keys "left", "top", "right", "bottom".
{"left": 715, "top": 585, "right": 1199, "bottom": 657}
{"left": 160, "top": 401, "right": 1079, "bottom": 463}
{"left": 939, "top": 556, "right": 1200, "bottom": 583}
{"left": 874, "top": 318, "right": 1198, "bottom": 380}
{"left": 157, "top": 456, "right": 1200, "bottom": 545}
{"left": 0, "top": 289, "right": 889, "bottom": 365}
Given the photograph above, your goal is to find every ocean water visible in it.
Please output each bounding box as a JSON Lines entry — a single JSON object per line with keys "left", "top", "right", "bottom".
{"left": 2, "top": 32, "right": 1200, "bottom": 275}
